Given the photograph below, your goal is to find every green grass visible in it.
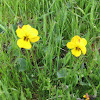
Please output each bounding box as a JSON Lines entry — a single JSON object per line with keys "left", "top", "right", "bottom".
{"left": 0, "top": 0, "right": 100, "bottom": 100}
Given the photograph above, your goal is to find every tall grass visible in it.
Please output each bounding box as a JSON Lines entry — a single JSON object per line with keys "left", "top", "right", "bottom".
{"left": 0, "top": 0, "right": 100, "bottom": 99}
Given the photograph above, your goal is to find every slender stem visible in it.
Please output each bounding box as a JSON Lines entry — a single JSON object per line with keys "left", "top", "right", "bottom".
{"left": 31, "top": 47, "right": 41, "bottom": 79}
{"left": 30, "top": 48, "right": 36, "bottom": 67}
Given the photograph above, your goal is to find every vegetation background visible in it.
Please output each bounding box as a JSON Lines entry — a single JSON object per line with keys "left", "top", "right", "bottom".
{"left": 0, "top": 0, "right": 100, "bottom": 100}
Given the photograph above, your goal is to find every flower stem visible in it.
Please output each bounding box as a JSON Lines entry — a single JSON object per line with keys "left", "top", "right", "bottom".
{"left": 30, "top": 48, "right": 36, "bottom": 67}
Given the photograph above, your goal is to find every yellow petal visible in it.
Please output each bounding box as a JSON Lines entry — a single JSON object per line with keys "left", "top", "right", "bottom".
{"left": 81, "top": 46, "right": 87, "bottom": 55}
{"left": 71, "top": 48, "right": 81, "bottom": 57}
{"left": 16, "top": 26, "right": 25, "bottom": 38}
{"left": 22, "top": 25, "right": 38, "bottom": 38}
{"left": 86, "top": 98, "right": 90, "bottom": 100}
{"left": 71, "top": 35, "right": 81, "bottom": 43}
{"left": 83, "top": 95, "right": 86, "bottom": 98}
{"left": 67, "top": 42, "right": 75, "bottom": 49}
{"left": 29, "top": 36, "right": 40, "bottom": 43}
{"left": 17, "top": 39, "right": 32, "bottom": 49}
{"left": 81, "top": 38, "right": 87, "bottom": 46}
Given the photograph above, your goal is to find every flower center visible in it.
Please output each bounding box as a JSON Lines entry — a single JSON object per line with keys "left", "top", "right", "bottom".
{"left": 24, "top": 36, "right": 29, "bottom": 41}
{"left": 76, "top": 47, "right": 81, "bottom": 51}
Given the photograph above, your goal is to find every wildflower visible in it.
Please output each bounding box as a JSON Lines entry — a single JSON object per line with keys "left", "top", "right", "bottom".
{"left": 16, "top": 24, "right": 40, "bottom": 49}
{"left": 83, "top": 93, "right": 90, "bottom": 100}
{"left": 67, "top": 35, "right": 87, "bottom": 57}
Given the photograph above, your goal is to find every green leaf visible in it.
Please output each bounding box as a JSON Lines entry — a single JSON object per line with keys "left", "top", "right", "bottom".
{"left": 0, "top": 24, "right": 7, "bottom": 32}
{"left": 57, "top": 68, "right": 68, "bottom": 79}
{"left": 14, "top": 58, "right": 28, "bottom": 72}
{"left": 61, "top": 52, "right": 71, "bottom": 66}
{"left": 0, "top": 27, "right": 3, "bottom": 33}
{"left": 7, "top": 45, "right": 19, "bottom": 56}
{"left": 25, "top": 88, "right": 32, "bottom": 99}
{"left": 20, "top": 87, "right": 27, "bottom": 100}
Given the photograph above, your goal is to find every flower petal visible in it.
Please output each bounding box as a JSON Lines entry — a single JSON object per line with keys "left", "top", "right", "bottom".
{"left": 16, "top": 26, "right": 25, "bottom": 38}
{"left": 29, "top": 36, "right": 40, "bottom": 43}
{"left": 71, "top": 48, "right": 81, "bottom": 57}
{"left": 71, "top": 35, "right": 81, "bottom": 43}
{"left": 22, "top": 25, "right": 38, "bottom": 38}
{"left": 67, "top": 42, "right": 75, "bottom": 49}
{"left": 17, "top": 39, "right": 32, "bottom": 49}
{"left": 81, "top": 38, "right": 87, "bottom": 46}
{"left": 81, "top": 46, "right": 87, "bottom": 55}
{"left": 83, "top": 95, "right": 86, "bottom": 98}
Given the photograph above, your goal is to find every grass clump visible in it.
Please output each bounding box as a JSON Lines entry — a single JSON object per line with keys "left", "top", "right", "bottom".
{"left": 0, "top": 0, "right": 100, "bottom": 100}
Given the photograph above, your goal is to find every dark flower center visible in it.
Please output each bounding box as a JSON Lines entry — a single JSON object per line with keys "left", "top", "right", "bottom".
{"left": 76, "top": 47, "right": 81, "bottom": 51}
{"left": 24, "top": 36, "right": 29, "bottom": 41}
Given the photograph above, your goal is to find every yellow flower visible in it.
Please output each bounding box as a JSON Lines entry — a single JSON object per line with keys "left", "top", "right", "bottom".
{"left": 83, "top": 93, "right": 90, "bottom": 100}
{"left": 16, "top": 24, "right": 40, "bottom": 49}
{"left": 67, "top": 35, "right": 87, "bottom": 57}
